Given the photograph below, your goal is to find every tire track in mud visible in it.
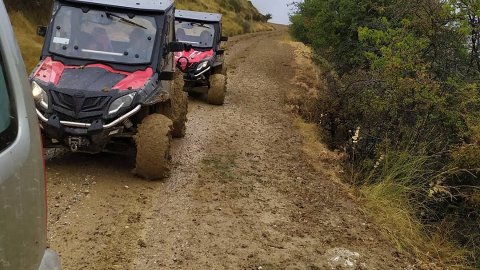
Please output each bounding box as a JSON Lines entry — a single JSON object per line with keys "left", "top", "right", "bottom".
{"left": 46, "top": 27, "right": 413, "bottom": 269}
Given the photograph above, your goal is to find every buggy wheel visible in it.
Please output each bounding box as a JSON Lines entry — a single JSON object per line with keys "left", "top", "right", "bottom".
{"left": 207, "top": 74, "right": 226, "bottom": 105}
{"left": 135, "top": 114, "right": 172, "bottom": 180}
{"left": 168, "top": 73, "right": 188, "bottom": 138}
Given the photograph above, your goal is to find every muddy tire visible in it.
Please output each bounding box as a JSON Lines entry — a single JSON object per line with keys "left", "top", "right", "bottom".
{"left": 135, "top": 114, "right": 172, "bottom": 180}
{"left": 207, "top": 74, "right": 226, "bottom": 105}
{"left": 168, "top": 73, "right": 188, "bottom": 138}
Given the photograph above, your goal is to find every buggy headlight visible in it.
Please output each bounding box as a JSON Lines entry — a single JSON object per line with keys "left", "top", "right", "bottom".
{"left": 196, "top": 61, "right": 209, "bottom": 71}
{"left": 32, "top": 81, "right": 49, "bottom": 109}
{"left": 108, "top": 93, "right": 136, "bottom": 115}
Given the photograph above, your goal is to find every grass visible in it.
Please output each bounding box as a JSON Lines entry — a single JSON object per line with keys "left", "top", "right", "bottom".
{"left": 8, "top": 11, "right": 43, "bottom": 72}
{"left": 292, "top": 117, "right": 345, "bottom": 181}
{"left": 292, "top": 112, "right": 471, "bottom": 268}
{"left": 360, "top": 152, "right": 472, "bottom": 269}
{"left": 201, "top": 155, "right": 237, "bottom": 182}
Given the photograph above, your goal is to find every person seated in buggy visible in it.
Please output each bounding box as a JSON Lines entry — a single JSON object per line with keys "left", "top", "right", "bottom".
{"left": 89, "top": 27, "right": 113, "bottom": 51}
{"left": 127, "top": 28, "right": 150, "bottom": 60}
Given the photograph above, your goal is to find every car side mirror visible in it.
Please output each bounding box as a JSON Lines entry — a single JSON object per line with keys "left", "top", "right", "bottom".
{"left": 216, "top": 49, "right": 225, "bottom": 55}
{"left": 37, "top": 26, "right": 47, "bottom": 37}
{"left": 221, "top": 36, "right": 229, "bottom": 42}
{"left": 168, "top": 42, "right": 186, "bottom": 52}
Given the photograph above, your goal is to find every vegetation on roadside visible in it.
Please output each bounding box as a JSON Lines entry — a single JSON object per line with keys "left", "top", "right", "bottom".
{"left": 5, "top": 0, "right": 273, "bottom": 72}
{"left": 290, "top": 0, "right": 480, "bottom": 268}
{"left": 7, "top": 12, "right": 44, "bottom": 72}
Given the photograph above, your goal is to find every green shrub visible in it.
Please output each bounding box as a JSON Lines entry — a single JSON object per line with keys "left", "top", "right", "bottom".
{"left": 240, "top": 19, "right": 251, "bottom": 33}
{"left": 227, "top": 0, "right": 243, "bottom": 13}
{"left": 291, "top": 0, "right": 480, "bottom": 267}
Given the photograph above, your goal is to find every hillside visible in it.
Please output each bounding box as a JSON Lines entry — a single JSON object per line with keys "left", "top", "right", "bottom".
{"left": 8, "top": 12, "right": 44, "bottom": 73}
{"left": 5, "top": 0, "right": 273, "bottom": 71}
{"left": 176, "top": 0, "right": 273, "bottom": 35}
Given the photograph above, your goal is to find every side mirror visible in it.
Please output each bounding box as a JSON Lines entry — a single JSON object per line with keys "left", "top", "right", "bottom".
{"left": 168, "top": 42, "right": 186, "bottom": 52}
{"left": 37, "top": 26, "right": 47, "bottom": 37}
{"left": 221, "top": 36, "right": 229, "bottom": 42}
{"left": 216, "top": 49, "right": 225, "bottom": 55}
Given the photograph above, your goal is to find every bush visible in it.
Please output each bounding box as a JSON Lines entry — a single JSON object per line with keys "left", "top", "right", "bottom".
{"left": 291, "top": 0, "right": 480, "bottom": 267}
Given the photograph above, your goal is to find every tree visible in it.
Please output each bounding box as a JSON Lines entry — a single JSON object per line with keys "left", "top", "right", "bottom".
{"left": 264, "top": 13, "right": 273, "bottom": 22}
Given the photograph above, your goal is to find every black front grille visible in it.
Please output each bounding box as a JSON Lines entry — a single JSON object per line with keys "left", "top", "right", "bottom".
{"left": 53, "top": 92, "right": 75, "bottom": 110}
{"left": 50, "top": 91, "right": 112, "bottom": 123}
{"left": 83, "top": 96, "right": 110, "bottom": 112}
{"left": 51, "top": 92, "right": 111, "bottom": 112}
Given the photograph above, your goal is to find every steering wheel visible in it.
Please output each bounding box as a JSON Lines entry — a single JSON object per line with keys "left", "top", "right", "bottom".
{"left": 176, "top": 56, "right": 190, "bottom": 72}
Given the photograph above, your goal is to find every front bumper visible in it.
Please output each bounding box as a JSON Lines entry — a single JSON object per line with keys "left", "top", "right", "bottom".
{"left": 36, "top": 105, "right": 141, "bottom": 152}
{"left": 36, "top": 105, "right": 141, "bottom": 130}
{"left": 38, "top": 249, "right": 61, "bottom": 270}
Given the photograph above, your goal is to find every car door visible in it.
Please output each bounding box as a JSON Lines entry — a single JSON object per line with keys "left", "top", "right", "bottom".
{"left": 0, "top": 1, "right": 47, "bottom": 269}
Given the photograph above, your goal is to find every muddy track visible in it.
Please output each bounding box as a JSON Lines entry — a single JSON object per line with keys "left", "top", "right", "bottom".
{"left": 46, "top": 28, "right": 413, "bottom": 269}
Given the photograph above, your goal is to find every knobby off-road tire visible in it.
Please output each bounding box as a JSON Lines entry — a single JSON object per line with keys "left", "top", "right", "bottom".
{"left": 207, "top": 74, "right": 227, "bottom": 105}
{"left": 135, "top": 114, "right": 172, "bottom": 180}
{"left": 167, "top": 73, "right": 188, "bottom": 138}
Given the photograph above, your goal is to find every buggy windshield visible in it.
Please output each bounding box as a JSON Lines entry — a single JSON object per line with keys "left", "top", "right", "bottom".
{"left": 49, "top": 6, "right": 158, "bottom": 64}
{"left": 175, "top": 21, "right": 215, "bottom": 48}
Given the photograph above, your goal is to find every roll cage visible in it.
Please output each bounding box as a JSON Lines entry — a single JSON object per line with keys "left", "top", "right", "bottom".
{"left": 39, "top": 0, "right": 176, "bottom": 74}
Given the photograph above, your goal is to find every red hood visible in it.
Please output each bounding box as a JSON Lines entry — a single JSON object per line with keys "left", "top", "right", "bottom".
{"left": 32, "top": 57, "right": 153, "bottom": 91}
{"left": 175, "top": 49, "right": 214, "bottom": 70}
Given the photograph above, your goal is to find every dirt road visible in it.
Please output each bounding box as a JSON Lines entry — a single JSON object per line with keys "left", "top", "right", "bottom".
{"left": 46, "top": 28, "right": 413, "bottom": 269}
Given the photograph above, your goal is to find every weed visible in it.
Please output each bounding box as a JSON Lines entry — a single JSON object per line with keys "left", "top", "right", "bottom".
{"left": 201, "top": 155, "right": 236, "bottom": 182}
{"left": 360, "top": 151, "right": 471, "bottom": 268}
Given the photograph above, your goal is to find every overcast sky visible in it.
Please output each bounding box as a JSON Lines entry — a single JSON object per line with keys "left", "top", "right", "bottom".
{"left": 250, "top": 0, "right": 297, "bottom": 25}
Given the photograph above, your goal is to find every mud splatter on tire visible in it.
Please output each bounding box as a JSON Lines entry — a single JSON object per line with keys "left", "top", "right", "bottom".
{"left": 207, "top": 74, "right": 226, "bottom": 105}
{"left": 167, "top": 73, "right": 188, "bottom": 138}
{"left": 135, "top": 114, "right": 172, "bottom": 179}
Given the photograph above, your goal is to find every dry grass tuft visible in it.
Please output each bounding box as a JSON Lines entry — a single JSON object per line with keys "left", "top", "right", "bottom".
{"left": 284, "top": 40, "right": 325, "bottom": 121}
{"left": 292, "top": 118, "right": 345, "bottom": 180}
{"left": 361, "top": 176, "right": 471, "bottom": 269}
